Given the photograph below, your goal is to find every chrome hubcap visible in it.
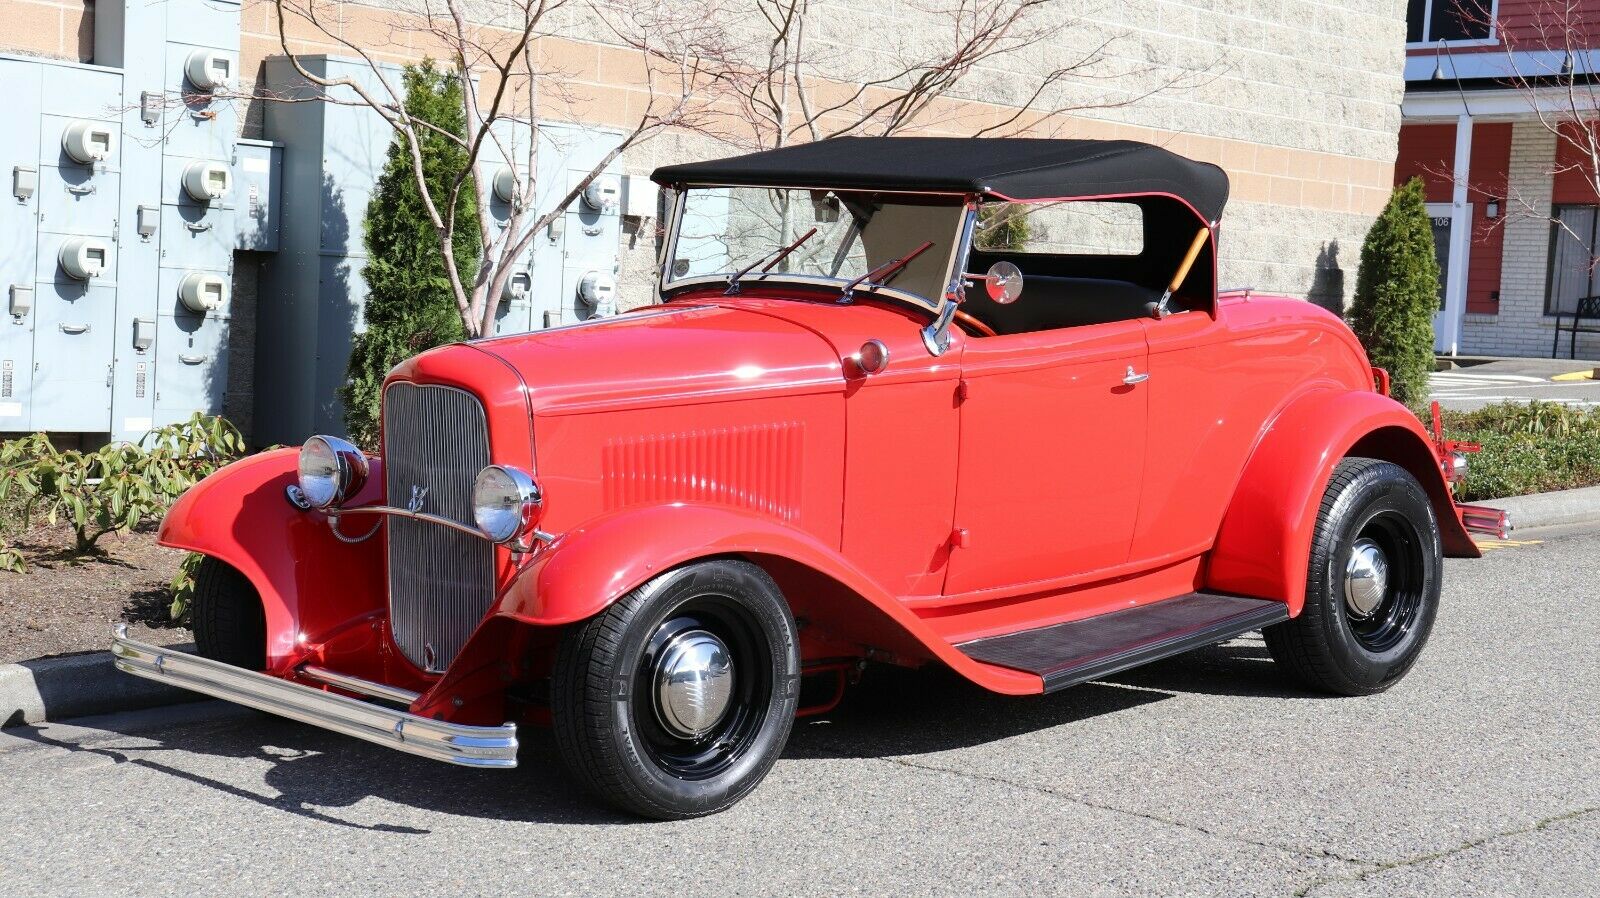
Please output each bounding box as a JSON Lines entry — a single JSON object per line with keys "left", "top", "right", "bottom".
{"left": 1344, "top": 538, "right": 1389, "bottom": 618}
{"left": 652, "top": 629, "right": 735, "bottom": 739}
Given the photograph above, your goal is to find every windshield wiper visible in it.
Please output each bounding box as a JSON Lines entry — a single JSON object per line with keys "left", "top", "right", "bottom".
{"left": 838, "top": 240, "right": 934, "bottom": 304}
{"left": 725, "top": 227, "right": 819, "bottom": 295}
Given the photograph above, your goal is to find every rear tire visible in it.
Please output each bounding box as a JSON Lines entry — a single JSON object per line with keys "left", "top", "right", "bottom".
{"left": 1264, "top": 457, "right": 1443, "bottom": 695}
{"left": 191, "top": 556, "right": 267, "bottom": 671}
{"left": 551, "top": 559, "right": 800, "bottom": 820}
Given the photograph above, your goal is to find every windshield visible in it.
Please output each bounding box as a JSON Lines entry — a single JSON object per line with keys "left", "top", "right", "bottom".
{"left": 663, "top": 187, "right": 966, "bottom": 308}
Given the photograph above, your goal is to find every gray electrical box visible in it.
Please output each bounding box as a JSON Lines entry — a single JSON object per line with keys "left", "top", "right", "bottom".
{"left": 234, "top": 139, "right": 282, "bottom": 252}
{"left": 0, "top": 57, "right": 41, "bottom": 433}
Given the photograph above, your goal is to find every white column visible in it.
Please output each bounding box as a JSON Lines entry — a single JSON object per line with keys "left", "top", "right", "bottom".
{"left": 1441, "top": 113, "right": 1475, "bottom": 355}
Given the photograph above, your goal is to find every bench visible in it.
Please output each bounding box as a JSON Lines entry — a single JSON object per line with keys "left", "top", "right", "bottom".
{"left": 1552, "top": 295, "right": 1600, "bottom": 359}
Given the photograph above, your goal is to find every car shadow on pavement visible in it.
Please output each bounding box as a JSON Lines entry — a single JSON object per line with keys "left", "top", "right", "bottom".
{"left": 785, "top": 635, "right": 1326, "bottom": 760}
{"left": 1102, "top": 634, "right": 1338, "bottom": 700}
{"left": 5, "top": 635, "right": 1321, "bottom": 827}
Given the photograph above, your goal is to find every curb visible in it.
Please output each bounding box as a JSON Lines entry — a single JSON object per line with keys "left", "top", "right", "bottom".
{"left": 0, "top": 645, "right": 203, "bottom": 728}
{"left": 1486, "top": 484, "right": 1600, "bottom": 531}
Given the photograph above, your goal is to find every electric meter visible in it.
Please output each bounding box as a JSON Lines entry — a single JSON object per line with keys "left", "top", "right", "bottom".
{"left": 58, "top": 237, "right": 111, "bottom": 279}
{"left": 178, "top": 271, "right": 227, "bottom": 313}
{"left": 62, "top": 121, "right": 115, "bottom": 164}
{"left": 581, "top": 176, "right": 621, "bottom": 213}
{"left": 493, "top": 166, "right": 518, "bottom": 204}
{"left": 577, "top": 270, "right": 616, "bottom": 312}
{"left": 185, "top": 49, "right": 236, "bottom": 91}
{"left": 503, "top": 270, "right": 531, "bottom": 301}
{"left": 182, "top": 160, "right": 232, "bottom": 202}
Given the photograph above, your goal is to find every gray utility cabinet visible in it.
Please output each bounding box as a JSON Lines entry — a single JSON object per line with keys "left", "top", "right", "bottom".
{"left": 255, "top": 56, "right": 398, "bottom": 448}
{"left": 0, "top": 0, "right": 244, "bottom": 442}
{"left": 255, "top": 55, "right": 626, "bottom": 447}
{"left": 0, "top": 59, "right": 125, "bottom": 436}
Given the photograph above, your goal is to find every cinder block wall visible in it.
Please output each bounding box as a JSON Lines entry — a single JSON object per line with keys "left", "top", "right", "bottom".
{"left": 607, "top": 0, "right": 1407, "bottom": 311}
{"left": 4, "top": 0, "right": 93, "bottom": 62}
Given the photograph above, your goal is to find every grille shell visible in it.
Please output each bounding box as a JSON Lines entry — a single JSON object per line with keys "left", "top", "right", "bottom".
{"left": 382, "top": 382, "right": 496, "bottom": 672}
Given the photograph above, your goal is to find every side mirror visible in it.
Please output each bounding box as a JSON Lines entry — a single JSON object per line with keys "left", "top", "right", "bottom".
{"left": 969, "top": 261, "right": 1023, "bottom": 304}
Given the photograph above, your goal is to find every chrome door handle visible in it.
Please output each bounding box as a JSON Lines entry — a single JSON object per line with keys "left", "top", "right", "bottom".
{"left": 59, "top": 323, "right": 90, "bottom": 334}
{"left": 179, "top": 354, "right": 208, "bottom": 365}
{"left": 1122, "top": 366, "right": 1149, "bottom": 385}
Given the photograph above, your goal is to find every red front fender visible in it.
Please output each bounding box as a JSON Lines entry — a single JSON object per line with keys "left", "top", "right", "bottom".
{"left": 158, "top": 449, "right": 389, "bottom": 672}
{"left": 496, "top": 504, "right": 1043, "bottom": 695}
{"left": 1206, "top": 389, "right": 1477, "bottom": 616}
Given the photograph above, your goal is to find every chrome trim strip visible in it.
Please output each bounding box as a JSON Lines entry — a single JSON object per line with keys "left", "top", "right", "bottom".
{"left": 923, "top": 200, "right": 979, "bottom": 356}
{"left": 111, "top": 626, "right": 517, "bottom": 768}
{"left": 298, "top": 664, "right": 422, "bottom": 705}
{"left": 335, "top": 504, "right": 488, "bottom": 539}
{"left": 327, "top": 505, "right": 556, "bottom": 548}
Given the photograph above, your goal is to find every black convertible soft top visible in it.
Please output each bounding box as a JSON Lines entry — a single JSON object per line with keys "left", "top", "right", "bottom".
{"left": 651, "top": 137, "right": 1230, "bottom": 223}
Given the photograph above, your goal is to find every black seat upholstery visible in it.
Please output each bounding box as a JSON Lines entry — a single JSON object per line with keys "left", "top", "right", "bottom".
{"left": 964, "top": 275, "right": 1161, "bottom": 335}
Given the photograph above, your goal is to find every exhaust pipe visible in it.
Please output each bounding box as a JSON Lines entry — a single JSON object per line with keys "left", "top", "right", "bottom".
{"left": 1458, "top": 504, "right": 1511, "bottom": 539}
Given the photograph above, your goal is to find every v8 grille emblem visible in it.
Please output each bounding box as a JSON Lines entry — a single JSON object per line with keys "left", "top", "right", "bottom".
{"left": 407, "top": 484, "right": 429, "bottom": 513}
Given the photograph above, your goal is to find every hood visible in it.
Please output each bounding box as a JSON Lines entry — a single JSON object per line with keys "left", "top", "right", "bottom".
{"left": 394, "top": 303, "right": 847, "bottom": 420}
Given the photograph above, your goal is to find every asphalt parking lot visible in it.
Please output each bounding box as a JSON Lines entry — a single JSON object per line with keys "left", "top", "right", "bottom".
{"left": 1, "top": 525, "right": 1595, "bottom": 897}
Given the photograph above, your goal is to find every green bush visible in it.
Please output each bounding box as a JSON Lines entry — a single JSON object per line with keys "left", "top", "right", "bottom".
{"left": 0, "top": 414, "right": 245, "bottom": 571}
{"left": 167, "top": 551, "right": 207, "bottom": 625}
{"left": 1439, "top": 401, "right": 1600, "bottom": 501}
{"left": 340, "top": 60, "right": 480, "bottom": 448}
{"left": 1348, "top": 177, "right": 1439, "bottom": 409}
{"left": 975, "top": 202, "right": 1032, "bottom": 251}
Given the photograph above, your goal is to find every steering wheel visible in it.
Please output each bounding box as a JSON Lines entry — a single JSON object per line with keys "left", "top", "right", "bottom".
{"left": 953, "top": 308, "right": 997, "bottom": 338}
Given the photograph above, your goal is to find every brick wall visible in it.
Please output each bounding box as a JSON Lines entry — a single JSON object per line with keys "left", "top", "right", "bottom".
{"left": 1461, "top": 122, "right": 1580, "bottom": 356}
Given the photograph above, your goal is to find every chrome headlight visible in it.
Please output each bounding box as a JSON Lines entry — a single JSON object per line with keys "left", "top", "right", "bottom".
{"left": 472, "top": 465, "right": 541, "bottom": 544}
{"left": 297, "top": 435, "right": 368, "bottom": 509}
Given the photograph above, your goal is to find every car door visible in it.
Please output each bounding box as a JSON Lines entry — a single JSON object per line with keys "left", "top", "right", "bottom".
{"left": 1128, "top": 304, "right": 1351, "bottom": 567}
{"left": 944, "top": 318, "right": 1149, "bottom": 596}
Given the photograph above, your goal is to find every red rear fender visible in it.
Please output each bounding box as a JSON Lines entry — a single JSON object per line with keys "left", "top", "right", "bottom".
{"left": 1207, "top": 390, "right": 1476, "bottom": 615}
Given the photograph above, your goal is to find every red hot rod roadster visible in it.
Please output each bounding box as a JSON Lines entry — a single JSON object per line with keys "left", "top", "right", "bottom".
{"left": 114, "top": 137, "right": 1508, "bottom": 819}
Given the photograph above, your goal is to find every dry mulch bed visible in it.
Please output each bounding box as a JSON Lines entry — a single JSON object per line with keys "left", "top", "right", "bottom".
{"left": 0, "top": 522, "right": 192, "bottom": 664}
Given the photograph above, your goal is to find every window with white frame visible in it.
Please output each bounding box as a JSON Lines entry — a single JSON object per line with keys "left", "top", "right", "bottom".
{"left": 1406, "top": 0, "right": 1495, "bottom": 44}
{"left": 1546, "top": 206, "right": 1600, "bottom": 315}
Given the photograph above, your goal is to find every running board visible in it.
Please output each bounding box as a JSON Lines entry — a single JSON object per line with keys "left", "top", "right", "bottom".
{"left": 955, "top": 592, "right": 1288, "bottom": 693}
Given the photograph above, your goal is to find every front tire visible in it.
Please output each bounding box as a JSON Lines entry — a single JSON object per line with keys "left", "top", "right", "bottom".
{"left": 1264, "top": 458, "right": 1443, "bottom": 695}
{"left": 552, "top": 559, "right": 800, "bottom": 820}
{"left": 190, "top": 556, "right": 267, "bottom": 671}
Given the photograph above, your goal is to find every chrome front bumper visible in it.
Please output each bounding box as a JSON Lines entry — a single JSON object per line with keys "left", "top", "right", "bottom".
{"left": 111, "top": 626, "right": 518, "bottom": 768}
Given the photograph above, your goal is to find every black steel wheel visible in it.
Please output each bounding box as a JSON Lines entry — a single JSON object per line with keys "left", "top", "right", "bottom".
{"left": 1264, "top": 457, "right": 1443, "bottom": 695}
{"left": 190, "top": 556, "right": 267, "bottom": 671}
{"left": 552, "top": 559, "right": 799, "bottom": 819}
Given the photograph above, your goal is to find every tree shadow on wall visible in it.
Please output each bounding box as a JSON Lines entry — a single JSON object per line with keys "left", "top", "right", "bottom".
{"left": 1308, "top": 240, "right": 1346, "bottom": 313}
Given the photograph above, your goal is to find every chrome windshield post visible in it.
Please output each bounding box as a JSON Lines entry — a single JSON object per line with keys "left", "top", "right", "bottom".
{"left": 655, "top": 186, "right": 685, "bottom": 299}
{"left": 923, "top": 198, "right": 980, "bottom": 356}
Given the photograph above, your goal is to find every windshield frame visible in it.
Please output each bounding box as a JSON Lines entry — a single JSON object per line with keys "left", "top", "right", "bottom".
{"left": 656, "top": 183, "right": 977, "bottom": 315}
